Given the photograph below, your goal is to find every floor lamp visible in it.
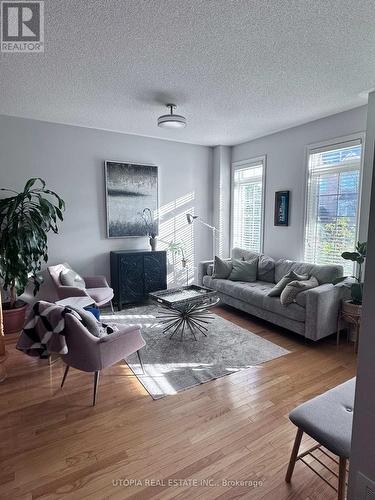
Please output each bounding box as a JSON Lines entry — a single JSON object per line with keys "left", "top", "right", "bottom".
{"left": 186, "top": 213, "right": 218, "bottom": 262}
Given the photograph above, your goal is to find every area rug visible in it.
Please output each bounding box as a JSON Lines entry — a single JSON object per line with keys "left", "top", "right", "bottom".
{"left": 101, "top": 305, "right": 290, "bottom": 399}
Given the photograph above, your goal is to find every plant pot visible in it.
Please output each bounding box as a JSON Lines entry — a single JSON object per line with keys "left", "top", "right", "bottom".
{"left": 2, "top": 301, "right": 28, "bottom": 334}
{"left": 342, "top": 300, "right": 362, "bottom": 316}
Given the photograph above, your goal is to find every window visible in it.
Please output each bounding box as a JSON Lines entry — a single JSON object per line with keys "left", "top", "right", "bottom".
{"left": 232, "top": 158, "right": 265, "bottom": 253}
{"left": 304, "top": 137, "right": 363, "bottom": 274}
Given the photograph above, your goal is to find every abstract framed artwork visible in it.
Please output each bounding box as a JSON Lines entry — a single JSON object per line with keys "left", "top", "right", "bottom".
{"left": 104, "top": 161, "right": 158, "bottom": 238}
{"left": 274, "top": 190, "right": 289, "bottom": 226}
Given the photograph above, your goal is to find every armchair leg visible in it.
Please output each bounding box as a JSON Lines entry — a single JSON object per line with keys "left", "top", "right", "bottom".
{"left": 285, "top": 428, "right": 304, "bottom": 482}
{"left": 61, "top": 364, "right": 70, "bottom": 388}
{"left": 338, "top": 457, "right": 347, "bottom": 500}
{"left": 137, "top": 349, "right": 145, "bottom": 374}
{"left": 93, "top": 371, "right": 100, "bottom": 406}
{"left": 110, "top": 300, "right": 115, "bottom": 314}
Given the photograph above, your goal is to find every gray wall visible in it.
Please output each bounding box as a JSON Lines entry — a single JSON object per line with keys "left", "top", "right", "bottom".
{"left": 231, "top": 106, "right": 368, "bottom": 261}
{"left": 348, "top": 92, "right": 375, "bottom": 498}
{"left": 0, "top": 115, "right": 213, "bottom": 283}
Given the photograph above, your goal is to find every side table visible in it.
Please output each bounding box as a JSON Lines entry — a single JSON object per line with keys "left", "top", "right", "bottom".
{"left": 337, "top": 300, "right": 362, "bottom": 353}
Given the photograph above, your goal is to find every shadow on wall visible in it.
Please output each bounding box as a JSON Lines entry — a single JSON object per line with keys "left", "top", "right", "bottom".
{"left": 156, "top": 191, "right": 195, "bottom": 286}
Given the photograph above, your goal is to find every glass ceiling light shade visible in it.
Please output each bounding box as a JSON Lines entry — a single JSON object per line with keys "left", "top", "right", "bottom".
{"left": 157, "top": 104, "right": 186, "bottom": 129}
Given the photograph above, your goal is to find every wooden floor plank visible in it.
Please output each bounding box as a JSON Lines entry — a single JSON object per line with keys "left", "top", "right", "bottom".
{"left": 0, "top": 304, "right": 356, "bottom": 499}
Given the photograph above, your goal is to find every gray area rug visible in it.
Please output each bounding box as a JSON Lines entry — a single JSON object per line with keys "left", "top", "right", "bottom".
{"left": 101, "top": 305, "right": 290, "bottom": 400}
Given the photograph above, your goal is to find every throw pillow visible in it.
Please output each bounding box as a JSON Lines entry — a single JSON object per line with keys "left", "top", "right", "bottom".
{"left": 268, "top": 270, "right": 309, "bottom": 297}
{"left": 212, "top": 256, "right": 232, "bottom": 279}
{"left": 257, "top": 254, "right": 275, "bottom": 283}
{"left": 280, "top": 276, "right": 319, "bottom": 306}
{"left": 59, "top": 268, "right": 86, "bottom": 289}
{"left": 228, "top": 257, "right": 258, "bottom": 282}
{"left": 68, "top": 306, "right": 101, "bottom": 336}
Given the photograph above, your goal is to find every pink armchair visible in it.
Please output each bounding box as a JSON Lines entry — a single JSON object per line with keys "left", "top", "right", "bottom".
{"left": 60, "top": 312, "right": 145, "bottom": 405}
{"left": 48, "top": 263, "right": 114, "bottom": 311}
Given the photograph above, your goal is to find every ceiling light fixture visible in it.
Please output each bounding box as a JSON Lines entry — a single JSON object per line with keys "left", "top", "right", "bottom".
{"left": 157, "top": 104, "right": 186, "bottom": 129}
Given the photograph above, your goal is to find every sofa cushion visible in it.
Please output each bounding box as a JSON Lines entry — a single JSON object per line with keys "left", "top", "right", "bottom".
{"left": 257, "top": 254, "right": 275, "bottom": 283}
{"left": 232, "top": 248, "right": 275, "bottom": 283}
{"left": 268, "top": 270, "right": 309, "bottom": 297}
{"left": 280, "top": 276, "right": 319, "bottom": 306}
{"left": 275, "top": 259, "right": 343, "bottom": 285}
{"left": 86, "top": 287, "right": 113, "bottom": 305}
{"left": 213, "top": 256, "right": 232, "bottom": 279}
{"left": 232, "top": 247, "right": 260, "bottom": 262}
{"left": 228, "top": 258, "right": 258, "bottom": 282}
{"left": 203, "top": 276, "right": 305, "bottom": 322}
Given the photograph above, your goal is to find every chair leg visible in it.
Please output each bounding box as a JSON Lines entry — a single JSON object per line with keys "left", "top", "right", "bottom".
{"left": 285, "top": 428, "right": 304, "bottom": 482}
{"left": 137, "top": 349, "right": 145, "bottom": 374}
{"left": 60, "top": 364, "right": 70, "bottom": 388}
{"left": 110, "top": 300, "right": 115, "bottom": 313}
{"left": 338, "top": 457, "right": 347, "bottom": 500}
{"left": 93, "top": 371, "right": 100, "bottom": 406}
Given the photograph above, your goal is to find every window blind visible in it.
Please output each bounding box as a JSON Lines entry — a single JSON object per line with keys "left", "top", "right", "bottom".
{"left": 304, "top": 139, "right": 362, "bottom": 274}
{"left": 232, "top": 161, "right": 264, "bottom": 253}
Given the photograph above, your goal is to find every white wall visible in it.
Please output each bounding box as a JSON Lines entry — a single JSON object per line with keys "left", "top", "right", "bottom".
{"left": 212, "top": 145, "right": 231, "bottom": 258}
{"left": 0, "top": 115, "right": 213, "bottom": 283}
{"left": 348, "top": 92, "right": 375, "bottom": 498}
{"left": 231, "top": 106, "right": 369, "bottom": 261}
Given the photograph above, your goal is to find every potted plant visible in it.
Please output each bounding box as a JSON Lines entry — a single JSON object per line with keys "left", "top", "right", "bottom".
{"left": 0, "top": 178, "right": 65, "bottom": 334}
{"left": 168, "top": 241, "right": 187, "bottom": 267}
{"left": 333, "top": 241, "right": 366, "bottom": 315}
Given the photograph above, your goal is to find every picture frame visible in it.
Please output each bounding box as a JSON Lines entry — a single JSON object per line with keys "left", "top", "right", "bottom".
{"left": 274, "top": 190, "right": 289, "bottom": 226}
{"left": 104, "top": 161, "right": 159, "bottom": 238}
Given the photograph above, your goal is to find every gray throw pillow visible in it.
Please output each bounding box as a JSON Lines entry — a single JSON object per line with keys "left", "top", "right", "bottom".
{"left": 60, "top": 268, "right": 86, "bottom": 289}
{"left": 280, "top": 276, "right": 319, "bottom": 306}
{"left": 228, "top": 257, "right": 258, "bottom": 282}
{"left": 268, "top": 270, "right": 309, "bottom": 297}
{"left": 257, "top": 254, "right": 275, "bottom": 283}
{"left": 68, "top": 306, "right": 101, "bottom": 337}
{"left": 212, "top": 256, "right": 233, "bottom": 279}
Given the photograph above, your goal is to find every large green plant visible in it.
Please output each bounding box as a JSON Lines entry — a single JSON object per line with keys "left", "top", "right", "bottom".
{"left": 0, "top": 178, "right": 65, "bottom": 308}
{"left": 333, "top": 241, "right": 367, "bottom": 305}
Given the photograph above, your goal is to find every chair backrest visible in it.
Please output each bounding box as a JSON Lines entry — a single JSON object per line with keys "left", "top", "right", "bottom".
{"left": 61, "top": 313, "right": 102, "bottom": 372}
{"left": 48, "top": 263, "right": 79, "bottom": 299}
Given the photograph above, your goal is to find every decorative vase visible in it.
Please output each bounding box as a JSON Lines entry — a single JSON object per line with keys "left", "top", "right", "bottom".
{"left": 2, "top": 301, "right": 28, "bottom": 334}
{"left": 149, "top": 237, "right": 157, "bottom": 251}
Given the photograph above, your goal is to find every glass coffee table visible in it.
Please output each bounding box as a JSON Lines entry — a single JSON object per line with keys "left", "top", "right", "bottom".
{"left": 149, "top": 285, "right": 219, "bottom": 341}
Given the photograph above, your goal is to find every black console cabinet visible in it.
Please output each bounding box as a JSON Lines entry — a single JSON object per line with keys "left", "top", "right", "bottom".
{"left": 110, "top": 250, "right": 167, "bottom": 310}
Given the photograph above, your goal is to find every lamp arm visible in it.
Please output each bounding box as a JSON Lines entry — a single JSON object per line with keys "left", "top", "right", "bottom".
{"left": 195, "top": 219, "right": 218, "bottom": 232}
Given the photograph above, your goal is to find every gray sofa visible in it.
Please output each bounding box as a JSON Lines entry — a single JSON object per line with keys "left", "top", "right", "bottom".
{"left": 198, "top": 247, "right": 344, "bottom": 341}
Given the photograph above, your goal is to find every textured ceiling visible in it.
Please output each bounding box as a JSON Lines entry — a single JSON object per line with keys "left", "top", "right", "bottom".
{"left": 0, "top": 0, "right": 374, "bottom": 146}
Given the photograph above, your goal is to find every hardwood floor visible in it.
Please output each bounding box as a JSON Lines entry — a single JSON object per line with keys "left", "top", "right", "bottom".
{"left": 0, "top": 305, "right": 356, "bottom": 499}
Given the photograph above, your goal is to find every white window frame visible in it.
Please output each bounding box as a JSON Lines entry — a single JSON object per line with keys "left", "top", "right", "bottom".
{"left": 230, "top": 155, "right": 266, "bottom": 253}
{"left": 302, "top": 132, "right": 365, "bottom": 265}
